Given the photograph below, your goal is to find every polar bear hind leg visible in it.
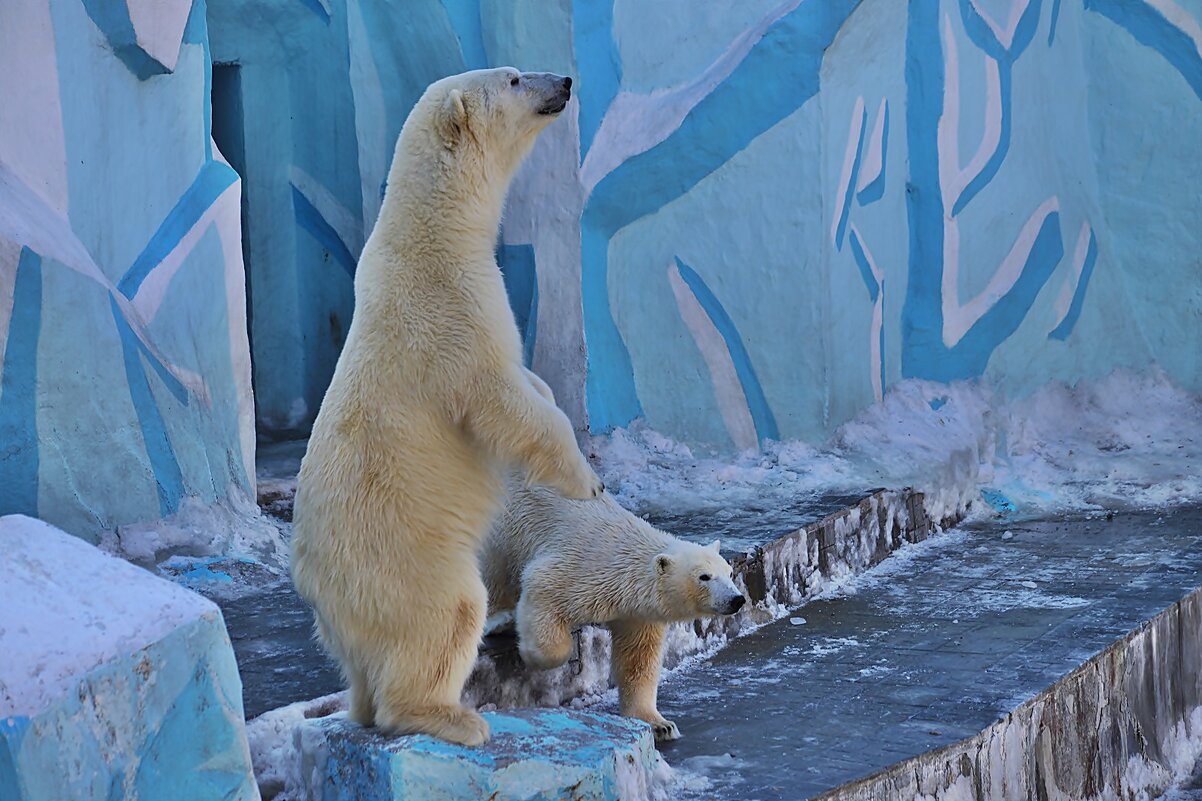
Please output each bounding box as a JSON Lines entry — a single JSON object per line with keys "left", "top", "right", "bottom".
{"left": 371, "top": 587, "right": 490, "bottom": 746}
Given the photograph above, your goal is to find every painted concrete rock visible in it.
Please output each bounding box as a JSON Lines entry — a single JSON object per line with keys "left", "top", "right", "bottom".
{"left": 297, "top": 709, "right": 659, "bottom": 801}
{"left": 0, "top": 515, "right": 258, "bottom": 801}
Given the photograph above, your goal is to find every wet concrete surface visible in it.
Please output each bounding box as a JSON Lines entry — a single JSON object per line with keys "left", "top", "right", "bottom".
{"left": 654, "top": 508, "right": 1202, "bottom": 800}
{"left": 219, "top": 578, "right": 343, "bottom": 719}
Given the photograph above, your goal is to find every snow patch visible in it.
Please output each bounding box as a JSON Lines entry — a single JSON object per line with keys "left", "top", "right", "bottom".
{"left": 0, "top": 514, "right": 216, "bottom": 718}
{"left": 99, "top": 489, "right": 288, "bottom": 589}
{"left": 592, "top": 370, "right": 1202, "bottom": 525}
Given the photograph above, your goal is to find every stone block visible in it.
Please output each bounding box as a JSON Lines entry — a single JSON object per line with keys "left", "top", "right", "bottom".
{"left": 296, "top": 709, "right": 659, "bottom": 801}
{"left": 0, "top": 515, "right": 258, "bottom": 801}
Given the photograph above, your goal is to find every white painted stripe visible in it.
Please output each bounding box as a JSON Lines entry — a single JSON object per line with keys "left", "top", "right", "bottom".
{"left": 0, "top": 238, "right": 22, "bottom": 389}
{"left": 942, "top": 196, "right": 1060, "bottom": 348}
{"left": 848, "top": 221, "right": 883, "bottom": 284}
{"left": 831, "top": 96, "right": 866, "bottom": 247}
{"left": 668, "top": 261, "right": 758, "bottom": 452}
{"left": 856, "top": 98, "right": 888, "bottom": 195}
{"left": 126, "top": 0, "right": 191, "bottom": 72}
{"left": 132, "top": 182, "right": 240, "bottom": 323}
{"left": 347, "top": 0, "right": 389, "bottom": 231}
{"left": 0, "top": 164, "right": 211, "bottom": 405}
{"left": 0, "top": 0, "right": 69, "bottom": 215}
{"left": 870, "top": 291, "right": 884, "bottom": 404}
{"left": 290, "top": 165, "right": 364, "bottom": 257}
{"left": 580, "top": 0, "right": 803, "bottom": 197}
{"left": 938, "top": 13, "right": 1003, "bottom": 213}
{"left": 1147, "top": 0, "right": 1202, "bottom": 57}
{"left": 1052, "top": 222, "right": 1094, "bottom": 327}
{"left": 968, "top": 0, "right": 1034, "bottom": 50}
{"left": 211, "top": 185, "right": 256, "bottom": 485}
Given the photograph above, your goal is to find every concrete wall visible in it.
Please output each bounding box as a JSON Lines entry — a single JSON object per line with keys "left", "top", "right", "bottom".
{"left": 208, "top": 0, "right": 1202, "bottom": 448}
{"left": 0, "top": 0, "right": 255, "bottom": 538}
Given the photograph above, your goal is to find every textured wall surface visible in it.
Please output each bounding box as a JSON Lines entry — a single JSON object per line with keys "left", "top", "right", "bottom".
{"left": 2, "top": 0, "right": 1200, "bottom": 538}
{"left": 205, "top": 0, "right": 1202, "bottom": 448}
{"left": 0, "top": 0, "right": 255, "bottom": 538}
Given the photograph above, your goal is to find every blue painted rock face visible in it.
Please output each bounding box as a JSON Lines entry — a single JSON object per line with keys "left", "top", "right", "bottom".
{"left": 302, "top": 708, "right": 659, "bottom": 801}
{"left": 0, "top": 515, "right": 257, "bottom": 801}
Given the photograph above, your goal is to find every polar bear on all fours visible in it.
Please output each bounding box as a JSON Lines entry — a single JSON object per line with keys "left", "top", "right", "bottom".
{"left": 482, "top": 475, "right": 747, "bottom": 740}
{"left": 291, "top": 68, "right": 603, "bottom": 748}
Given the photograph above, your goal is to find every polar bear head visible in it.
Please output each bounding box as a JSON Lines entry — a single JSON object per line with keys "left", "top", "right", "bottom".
{"left": 423, "top": 67, "right": 572, "bottom": 170}
{"left": 654, "top": 540, "right": 746, "bottom": 619}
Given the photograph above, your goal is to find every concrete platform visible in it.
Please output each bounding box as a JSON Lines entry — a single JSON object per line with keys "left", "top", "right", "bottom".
{"left": 654, "top": 509, "right": 1202, "bottom": 800}
{"left": 292, "top": 708, "right": 658, "bottom": 801}
{"left": 0, "top": 515, "right": 257, "bottom": 801}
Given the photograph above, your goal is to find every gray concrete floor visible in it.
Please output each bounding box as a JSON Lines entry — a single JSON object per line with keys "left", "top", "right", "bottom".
{"left": 652, "top": 509, "right": 1202, "bottom": 800}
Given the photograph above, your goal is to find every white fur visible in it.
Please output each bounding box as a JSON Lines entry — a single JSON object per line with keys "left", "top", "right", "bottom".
{"left": 482, "top": 476, "right": 744, "bottom": 740}
{"left": 291, "top": 68, "right": 600, "bottom": 748}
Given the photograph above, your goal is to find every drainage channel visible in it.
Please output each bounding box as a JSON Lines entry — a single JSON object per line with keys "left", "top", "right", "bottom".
{"left": 644, "top": 508, "right": 1202, "bottom": 801}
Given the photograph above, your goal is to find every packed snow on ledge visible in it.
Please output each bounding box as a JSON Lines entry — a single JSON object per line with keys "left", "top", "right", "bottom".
{"left": 589, "top": 369, "right": 1202, "bottom": 542}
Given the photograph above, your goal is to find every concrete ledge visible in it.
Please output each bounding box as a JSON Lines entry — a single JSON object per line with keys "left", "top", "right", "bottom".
{"left": 819, "top": 584, "right": 1202, "bottom": 801}
{"left": 294, "top": 709, "right": 659, "bottom": 801}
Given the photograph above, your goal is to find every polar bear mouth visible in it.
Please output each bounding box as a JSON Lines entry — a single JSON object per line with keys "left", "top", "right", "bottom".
{"left": 538, "top": 96, "right": 569, "bottom": 115}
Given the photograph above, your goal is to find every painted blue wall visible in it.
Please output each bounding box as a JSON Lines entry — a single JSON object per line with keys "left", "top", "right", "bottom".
{"left": 206, "top": 0, "right": 1202, "bottom": 452}
{"left": 0, "top": 0, "right": 255, "bottom": 539}
{"left": 3, "top": 0, "right": 1201, "bottom": 543}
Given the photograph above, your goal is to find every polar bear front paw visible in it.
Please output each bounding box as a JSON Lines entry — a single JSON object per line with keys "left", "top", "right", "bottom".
{"left": 557, "top": 461, "right": 605, "bottom": 501}
{"left": 530, "top": 457, "right": 604, "bottom": 501}
{"left": 650, "top": 718, "right": 681, "bottom": 741}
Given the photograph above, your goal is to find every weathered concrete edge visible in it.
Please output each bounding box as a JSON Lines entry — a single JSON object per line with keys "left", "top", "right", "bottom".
{"left": 815, "top": 584, "right": 1202, "bottom": 801}
{"left": 463, "top": 488, "right": 962, "bottom": 709}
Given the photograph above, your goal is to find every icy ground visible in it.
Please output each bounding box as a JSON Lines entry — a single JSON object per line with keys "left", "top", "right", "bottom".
{"left": 1161, "top": 760, "right": 1202, "bottom": 800}
{"left": 638, "top": 509, "right": 1202, "bottom": 800}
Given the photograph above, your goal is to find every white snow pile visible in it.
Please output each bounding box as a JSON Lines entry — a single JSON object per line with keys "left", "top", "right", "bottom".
{"left": 0, "top": 514, "right": 216, "bottom": 718}
{"left": 591, "top": 369, "right": 1202, "bottom": 523}
{"left": 98, "top": 489, "right": 289, "bottom": 588}
{"left": 1137, "top": 707, "right": 1202, "bottom": 801}
{"left": 246, "top": 692, "right": 346, "bottom": 800}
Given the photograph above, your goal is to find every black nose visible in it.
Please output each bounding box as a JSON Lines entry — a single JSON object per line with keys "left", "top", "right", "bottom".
{"left": 730, "top": 596, "right": 746, "bottom": 612}
{"left": 562, "top": 76, "right": 572, "bottom": 91}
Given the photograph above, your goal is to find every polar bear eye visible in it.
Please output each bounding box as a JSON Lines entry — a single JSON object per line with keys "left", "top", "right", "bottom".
{"left": 699, "top": 574, "right": 711, "bottom": 582}
{"left": 510, "top": 75, "right": 520, "bottom": 87}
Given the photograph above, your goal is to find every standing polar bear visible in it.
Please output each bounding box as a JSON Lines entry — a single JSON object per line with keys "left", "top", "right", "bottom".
{"left": 291, "top": 68, "right": 602, "bottom": 747}
{"left": 482, "top": 476, "right": 746, "bottom": 740}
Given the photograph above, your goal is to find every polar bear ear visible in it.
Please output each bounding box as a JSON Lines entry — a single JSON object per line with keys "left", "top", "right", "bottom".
{"left": 655, "top": 554, "right": 673, "bottom": 576}
{"left": 708, "top": 539, "right": 721, "bottom": 553}
{"left": 439, "top": 89, "right": 468, "bottom": 148}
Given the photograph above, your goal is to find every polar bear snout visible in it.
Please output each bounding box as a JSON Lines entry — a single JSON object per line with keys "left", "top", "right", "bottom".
{"left": 529, "top": 72, "right": 573, "bottom": 115}
{"left": 706, "top": 574, "right": 746, "bottom": 616}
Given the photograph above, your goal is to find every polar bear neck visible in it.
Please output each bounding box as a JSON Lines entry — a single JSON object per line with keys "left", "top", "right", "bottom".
{"left": 370, "top": 125, "right": 528, "bottom": 278}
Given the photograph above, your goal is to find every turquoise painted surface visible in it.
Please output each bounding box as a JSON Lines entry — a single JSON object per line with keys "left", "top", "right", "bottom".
{"left": 5, "top": 0, "right": 1202, "bottom": 541}
{"left": 0, "top": 0, "right": 254, "bottom": 538}
{"left": 0, "top": 613, "right": 256, "bottom": 801}
{"left": 199, "top": 0, "right": 1202, "bottom": 451}
{"left": 308, "top": 708, "right": 656, "bottom": 801}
